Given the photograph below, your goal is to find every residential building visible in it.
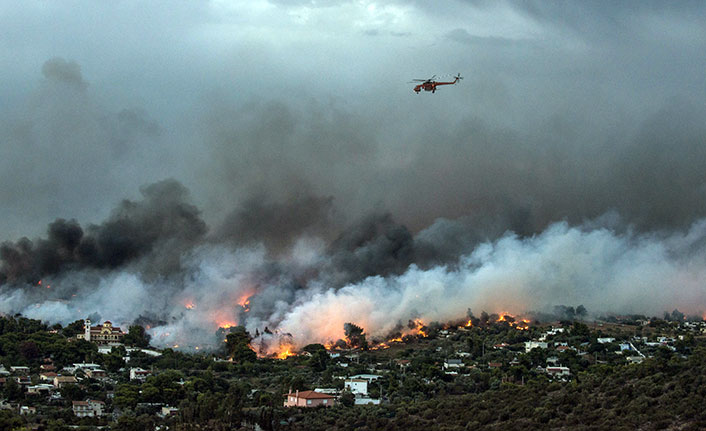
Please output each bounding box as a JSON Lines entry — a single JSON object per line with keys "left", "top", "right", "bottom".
{"left": 546, "top": 366, "right": 571, "bottom": 378}
{"left": 19, "top": 406, "right": 36, "bottom": 415}
{"left": 72, "top": 400, "right": 105, "bottom": 417}
{"left": 444, "top": 359, "right": 464, "bottom": 369}
{"left": 130, "top": 367, "right": 151, "bottom": 381}
{"left": 525, "top": 341, "right": 548, "bottom": 352}
{"left": 284, "top": 390, "right": 335, "bottom": 407}
{"left": 54, "top": 376, "right": 78, "bottom": 388}
{"left": 27, "top": 384, "right": 54, "bottom": 395}
{"left": 349, "top": 374, "right": 381, "bottom": 382}
{"left": 85, "top": 369, "right": 107, "bottom": 379}
{"left": 40, "top": 372, "right": 58, "bottom": 382}
{"left": 10, "top": 366, "right": 29, "bottom": 375}
{"left": 159, "top": 406, "right": 179, "bottom": 417}
{"left": 345, "top": 378, "right": 368, "bottom": 395}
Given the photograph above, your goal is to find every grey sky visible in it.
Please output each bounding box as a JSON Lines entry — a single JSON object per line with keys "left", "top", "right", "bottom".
{"left": 1, "top": 0, "right": 705, "bottom": 239}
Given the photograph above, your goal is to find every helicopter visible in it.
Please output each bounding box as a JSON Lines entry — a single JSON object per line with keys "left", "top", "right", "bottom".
{"left": 410, "top": 73, "right": 463, "bottom": 93}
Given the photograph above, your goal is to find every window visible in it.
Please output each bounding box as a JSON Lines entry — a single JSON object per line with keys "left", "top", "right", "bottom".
{"left": 307, "top": 400, "right": 312, "bottom": 405}
{"left": 323, "top": 400, "right": 328, "bottom": 404}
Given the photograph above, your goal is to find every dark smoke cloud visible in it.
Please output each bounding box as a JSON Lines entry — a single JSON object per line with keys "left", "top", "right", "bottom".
{"left": 216, "top": 192, "right": 335, "bottom": 253}
{"left": 0, "top": 179, "right": 206, "bottom": 284}
{"left": 325, "top": 213, "right": 415, "bottom": 285}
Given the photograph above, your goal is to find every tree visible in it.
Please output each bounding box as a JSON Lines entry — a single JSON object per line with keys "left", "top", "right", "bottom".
{"left": 340, "top": 391, "right": 355, "bottom": 407}
{"left": 224, "top": 326, "right": 256, "bottom": 362}
{"left": 3, "top": 378, "right": 23, "bottom": 401}
{"left": 122, "top": 325, "right": 151, "bottom": 348}
{"left": 62, "top": 319, "right": 85, "bottom": 338}
{"left": 344, "top": 322, "right": 367, "bottom": 349}
{"left": 18, "top": 340, "right": 40, "bottom": 361}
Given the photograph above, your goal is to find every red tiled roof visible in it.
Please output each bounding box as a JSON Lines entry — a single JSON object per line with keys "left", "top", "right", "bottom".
{"left": 288, "top": 391, "right": 335, "bottom": 399}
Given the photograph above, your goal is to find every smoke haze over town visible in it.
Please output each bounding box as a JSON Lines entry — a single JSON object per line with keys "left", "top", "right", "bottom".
{"left": 1, "top": 1, "right": 706, "bottom": 351}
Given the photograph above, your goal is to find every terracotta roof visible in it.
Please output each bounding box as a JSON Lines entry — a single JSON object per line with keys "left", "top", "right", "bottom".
{"left": 55, "top": 376, "right": 78, "bottom": 382}
{"left": 289, "top": 391, "right": 335, "bottom": 399}
{"left": 72, "top": 401, "right": 89, "bottom": 406}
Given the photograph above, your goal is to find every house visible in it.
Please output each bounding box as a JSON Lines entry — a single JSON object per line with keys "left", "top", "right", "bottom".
{"left": 313, "top": 388, "right": 338, "bottom": 395}
{"left": 444, "top": 359, "right": 464, "bottom": 369}
{"left": 0, "top": 366, "right": 9, "bottom": 376}
{"left": 345, "top": 378, "right": 368, "bottom": 395}
{"left": 54, "top": 376, "right": 78, "bottom": 388}
{"left": 349, "top": 374, "right": 381, "bottom": 382}
{"left": 284, "top": 390, "right": 335, "bottom": 407}
{"left": 27, "top": 384, "right": 54, "bottom": 395}
{"left": 395, "top": 359, "right": 410, "bottom": 369}
{"left": 546, "top": 366, "right": 571, "bottom": 378}
{"left": 72, "top": 400, "right": 105, "bottom": 417}
{"left": 40, "top": 372, "right": 58, "bottom": 382}
{"left": 40, "top": 364, "right": 55, "bottom": 372}
{"left": 525, "top": 341, "right": 548, "bottom": 352}
{"left": 10, "top": 366, "right": 29, "bottom": 375}
{"left": 597, "top": 337, "right": 615, "bottom": 344}
{"left": 19, "top": 405, "right": 36, "bottom": 415}
{"left": 159, "top": 406, "right": 179, "bottom": 417}
{"left": 130, "top": 367, "right": 151, "bottom": 381}
{"left": 488, "top": 362, "right": 503, "bottom": 369}
{"left": 85, "top": 369, "right": 107, "bottom": 379}
{"left": 15, "top": 376, "right": 31, "bottom": 386}
{"left": 77, "top": 319, "right": 124, "bottom": 345}
{"left": 73, "top": 363, "right": 101, "bottom": 371}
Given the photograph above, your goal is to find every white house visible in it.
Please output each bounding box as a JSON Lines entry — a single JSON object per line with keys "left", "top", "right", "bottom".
{"left": 525, "top": 341, "right": 548, "bottom": 353}
{"left": 345, "top": 378, "right": 368, "bottom": 395}
{"left": 129, "top": 367, "right": 151, "bottom": 381}
{"left": 444, "top": 359, "right": 464, "bottom": 369}
{"left": 349, "top": 374, "right": 381, "bottom": 382}
{"left": 72, "top": 400, "right": 105, "bottom": 417}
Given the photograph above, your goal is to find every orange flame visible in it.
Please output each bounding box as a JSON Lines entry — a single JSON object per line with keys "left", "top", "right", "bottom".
{"left": 184, "top": 301, "right": 195, "bottom": 310}
{"left": 218, "top": 321, "right": 236, "bottom": 329}
{"left": 411, "top": 319, "right": 428, "bottom": 337}
{"left": 276, "top": 345, "right": 295, "bottom": 360}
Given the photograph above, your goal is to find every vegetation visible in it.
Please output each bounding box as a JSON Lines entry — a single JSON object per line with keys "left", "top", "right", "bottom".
{"left": 0, "top": 311, "right": 705, "bottom": 430}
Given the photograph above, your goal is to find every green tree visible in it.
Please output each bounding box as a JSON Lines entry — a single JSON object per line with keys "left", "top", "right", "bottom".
{"left": 340, "top": 391, "right": 355, "bottom": 407}
{"left": 122, "top": 325, "right": 151, "bottom": 347}
{"left": 224, "top": 326, "right": 256, "bottom": 362}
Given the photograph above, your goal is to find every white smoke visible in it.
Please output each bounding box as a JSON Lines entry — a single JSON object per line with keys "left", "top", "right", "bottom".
{"left": 270, "top": 220, "right": 706, "bottom": 346}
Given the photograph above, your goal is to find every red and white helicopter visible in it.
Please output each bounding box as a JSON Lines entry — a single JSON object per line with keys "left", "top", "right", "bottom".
{"left": 410, "top": 73, "right": 463, "bottom": 93}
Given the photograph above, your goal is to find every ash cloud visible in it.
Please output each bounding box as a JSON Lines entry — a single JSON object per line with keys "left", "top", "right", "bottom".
{"left": 0, "top": 179, "right": 206, "bottom": 284}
